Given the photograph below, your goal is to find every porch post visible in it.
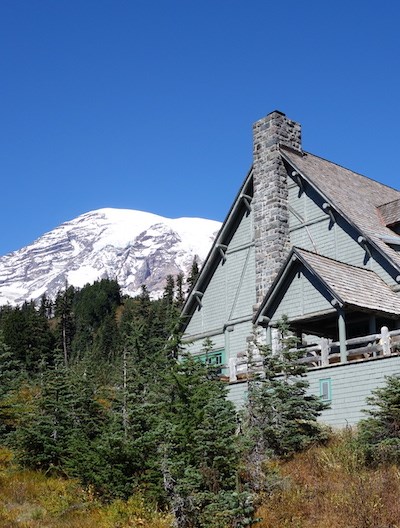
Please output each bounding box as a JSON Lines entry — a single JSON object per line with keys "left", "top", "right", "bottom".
{"left": 266, "top": 325, "right": 272, "bottom": 347}
{"left": 225, "top": 325, "right": 236, "bottom": 381}
{"left": 321, "top": 338, "right": 329, "bottom": 367}
{"left": 338, "top": 309, "right": 347, "bottom": 363}
{"left": 369, "top": 315, "right": 377, "bottom": 335}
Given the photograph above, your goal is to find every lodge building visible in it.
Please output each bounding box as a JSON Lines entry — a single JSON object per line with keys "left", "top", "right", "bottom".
{"left": 181, "top": 111, "right": 400, "bottom": 427}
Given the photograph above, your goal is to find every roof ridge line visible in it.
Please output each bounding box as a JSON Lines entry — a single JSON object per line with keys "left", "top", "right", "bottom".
{"left": 280, "top": 145, "right": 400, "bottom": 195}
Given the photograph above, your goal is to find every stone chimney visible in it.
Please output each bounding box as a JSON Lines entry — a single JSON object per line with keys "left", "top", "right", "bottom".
{"left": 252, "top": 110, "right": 302, "bottom": 308}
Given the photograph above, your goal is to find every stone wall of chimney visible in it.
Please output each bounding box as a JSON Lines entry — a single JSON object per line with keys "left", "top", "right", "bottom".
{"left": 252, "top": 111, "right": 302, "bottom": 308}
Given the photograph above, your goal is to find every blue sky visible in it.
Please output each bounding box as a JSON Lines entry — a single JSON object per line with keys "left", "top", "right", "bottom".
{"left": 1, "top": 0, "right": 400, "bottom": 256}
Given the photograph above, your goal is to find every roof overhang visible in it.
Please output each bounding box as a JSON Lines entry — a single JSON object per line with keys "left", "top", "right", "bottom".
{"left": 254, "top": 247, "right": 400, "bottom": 327}
{"left": 253, "top": 248, "right": 342, "bottom": 326}
{"left": 180, "top": 166, "right": 254, "bottom": 331}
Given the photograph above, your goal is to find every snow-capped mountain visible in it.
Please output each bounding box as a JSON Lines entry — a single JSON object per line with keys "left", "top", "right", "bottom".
{"left": 0, "top": 208, "right": 221, "bottom": 306}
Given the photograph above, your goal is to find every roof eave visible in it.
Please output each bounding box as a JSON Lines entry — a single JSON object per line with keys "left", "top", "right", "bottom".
{"left": 180, "top": 165, "right": 254, "bottom": 331}
{"left": 253, "top": 247, "right": 345, "bottom": 326}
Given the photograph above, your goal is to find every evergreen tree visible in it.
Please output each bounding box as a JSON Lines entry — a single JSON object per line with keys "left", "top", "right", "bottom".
{"left": 39, "top": 293, "right": 53, "bottom": 319}
{"left": 176, "top": 272, "right": 185, "bottom": 308}
{"left": 1, "top": 302, "right": 55, "bottom": 373}
{"left": 72, "top": 279, "right": 121, "bottom": 361}
{"left": 95, "top": 313, "right": 120, "bottom": 362}
{"left": 187, "top": 258, "right": 200, "bottom": 293}
{"left": 160, "top": 352, "right": 255, "bottom": 528}
{"left": 0, "top": 332, "right": 25, "bottom": 440}
{"left": 242, "top": 316, "right": 328, "bottom": 491}
{"left": 16, "top": 356, "right": 75, "bottom": 470}
{"left": 54, "top": 285, "right": 76, "bottom": 366}
{"left": 163, "top": 275, "right": 175, "bottom": 306}
{"left": 358, "top": 375, "right": 400, "bottom": 465}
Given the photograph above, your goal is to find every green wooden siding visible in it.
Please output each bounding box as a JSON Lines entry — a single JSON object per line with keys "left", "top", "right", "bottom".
{"left": 288, "top": 180, "right": 398, "bottom": 287}
{"left": 307, "top": 355, "right": 400, "bottom": 426}
{"left": 183, "top": 207, "right": 255, "bottom": 374}
{"left": 270, "top": 271, "right": 333, "bottom": 323}
{"left": 227, "top": 381, "right": 248, "bottom": 409}
{"left": 229, "top": 210, "right": 253, "bottom": 249}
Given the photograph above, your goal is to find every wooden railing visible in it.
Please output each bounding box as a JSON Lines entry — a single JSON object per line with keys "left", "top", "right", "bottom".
{"left": 298, "top": 327, "right": 400, "bottom": 368}
{"left": 229, "top": 327, "right": 400, "bottom": 381}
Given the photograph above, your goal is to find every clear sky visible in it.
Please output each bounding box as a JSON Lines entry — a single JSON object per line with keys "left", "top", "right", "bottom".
{"left": 1, "top": 0, "right": 400, "bottom": 256}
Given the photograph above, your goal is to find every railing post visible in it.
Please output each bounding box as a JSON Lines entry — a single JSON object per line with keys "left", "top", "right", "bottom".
{"left": 381, "top": 326, "right": 391, "bottom": 355}
{"left": 338, "top": 309, "right": 347, "bottom": 363}
{"left": 229, "top": 358, "right": 237, "bottom": 382}
{"left": 321, "top": 338, "right": 329, "bottom": 366}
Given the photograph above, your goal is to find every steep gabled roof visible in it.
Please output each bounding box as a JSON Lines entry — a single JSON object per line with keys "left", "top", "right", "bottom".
{"left": 181, "top": 126, "right": 400, "bottom": 332}
{"left": 280, "top": 146, "right": 400, "bottom": 274}
{"left": 255, "top": 247, "right": 400, "bottom": 324}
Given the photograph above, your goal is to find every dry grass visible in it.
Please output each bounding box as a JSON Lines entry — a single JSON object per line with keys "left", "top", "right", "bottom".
{"left": 256, "top": 430, "right": 400, "bottom": 528}
{"left": 2, "top": 432, "right": 400, "bottom": 528}
{"left": 0, "top": 447, "right": 172, "bottom": 528}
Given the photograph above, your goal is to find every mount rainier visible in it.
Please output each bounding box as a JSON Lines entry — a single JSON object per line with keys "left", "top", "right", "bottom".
{"left": 0, "top": 208, "right": 221, "bottom": 306}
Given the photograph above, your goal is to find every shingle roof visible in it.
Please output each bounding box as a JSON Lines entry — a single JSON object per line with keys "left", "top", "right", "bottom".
{"left": 295, "top": 248, "right": 400, "bottom": 316}
{"left": 378, "top": 198, "right": 400, "bottom": 227}
{"left": 280, "top": 146, "right": 400, "bottom": 272}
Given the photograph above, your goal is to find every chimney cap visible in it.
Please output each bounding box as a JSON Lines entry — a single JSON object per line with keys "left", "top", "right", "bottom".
{"left": 267, "top": 110, "right": 286, "bottom": 117}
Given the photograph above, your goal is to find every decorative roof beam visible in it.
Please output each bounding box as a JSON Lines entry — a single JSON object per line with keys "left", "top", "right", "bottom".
{"left": 192, "top": 291, "right": 204, "bottom": 308}
{"left": 322, "top": 202, "right": 335, "bottom": 223}
{"left": 357, "top": 235, "right": 372, "bottom": 257}
{"left": 292, "top": 170, "right": 304, "bottom": 193}
{"left": 240, "top": 193, "right": 252, "bottom": 212}
{"left": 216, "top": 243, "right": 228, "bottom": 262}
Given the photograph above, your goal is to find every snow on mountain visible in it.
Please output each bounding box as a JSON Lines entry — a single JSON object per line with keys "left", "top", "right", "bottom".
{"left": 0, "top": 208, "right": 221, "bottom": 306}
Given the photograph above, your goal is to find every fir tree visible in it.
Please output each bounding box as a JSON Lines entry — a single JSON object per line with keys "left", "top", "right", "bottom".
{"left": 358, "top": 374, "right": 400, "bottom": 465}
{"left": 54, "top": 285, "right": 76, "bottom": 366}
{"left": 163, "top": 275, "right": 175, "bottom": 306}
{"left": 187, "top": 258, "right": 200, "bottom": 293}
{"left": 242, "top": 316, "right": 328, "bottom": 492}
{"left": 160, "top": 352, "right": 255, "bottom": 528}
{"left": 16, "top": 356, "right": 75, "bottom": 470}
{"left": 176, "top": 272, "right": 185, "bottom": 308}
{"left": 1, "top": 302, "right": 55, "bottom": 373}
{"left": 0, "top": 332, "right": 25, "bottom": 440}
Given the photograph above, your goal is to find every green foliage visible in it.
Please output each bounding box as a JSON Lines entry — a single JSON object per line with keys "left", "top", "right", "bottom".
{"left": 0, "top": 285, "right": 333, "bottom": 528}
{"left": 242, "top": 317, "right": 328, "bottom": 492}
{"left": 187, "top": 258, "right": 200, "bottom": 293}
{"left": 358, "top": 374, "right": 400, "bottom": 465}
{"left": 160, "top": 353, "right": 256, "bottom": 528}
{"left": 0, "top": 301, "right": 55, "bottom": 372}
{"left": 72, "top": 279, "right": 121, "bottom": 361}
{"left": 16, "top": 357, "right": 76, "bottom": 470}
{"left": 54, "top": 285, "right": 76, "bottom": 365}
{"left": 0, "top": 332, "right": 26, "bottom": 440}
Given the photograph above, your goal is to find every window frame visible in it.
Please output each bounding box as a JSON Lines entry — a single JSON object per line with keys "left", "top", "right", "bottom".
{"left": 319, "top": 377, "right": 332, "bottom": 402}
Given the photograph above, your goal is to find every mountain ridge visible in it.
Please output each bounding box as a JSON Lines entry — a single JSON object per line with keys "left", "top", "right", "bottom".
{"left": 0, "top": 208, "right": 221, "bottom": 306}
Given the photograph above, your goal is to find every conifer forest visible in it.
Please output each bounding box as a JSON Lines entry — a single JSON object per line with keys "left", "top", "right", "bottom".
{"left": 0, "top": 275, "right": 400, "bottom": 527}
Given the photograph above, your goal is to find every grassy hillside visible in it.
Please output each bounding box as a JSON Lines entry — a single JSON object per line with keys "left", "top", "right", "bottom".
{"left": 257, "top": 430, "right": 400, "bottom": 528}
{"left": 0, "top": 448, "right": 172, "bottom": 528}
{"left": 1, "top": 431, "right": 400, "bottom": 528}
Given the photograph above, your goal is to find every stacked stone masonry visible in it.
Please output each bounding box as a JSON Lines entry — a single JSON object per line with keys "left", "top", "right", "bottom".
{"left": 252, "top": 111, "right": 302, "bottom": 308}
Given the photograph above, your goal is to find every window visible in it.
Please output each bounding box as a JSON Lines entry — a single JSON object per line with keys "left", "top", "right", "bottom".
{"left": 197, "top": 350, "right": 227, "bottom": 376}
{"left": 319, "top": 378, "right": 332, "bottom": 402}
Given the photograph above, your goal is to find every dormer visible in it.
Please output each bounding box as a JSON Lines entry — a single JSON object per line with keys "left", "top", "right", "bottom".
{"left": 378, "top": 198, "right": 400, "bottom": 235}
